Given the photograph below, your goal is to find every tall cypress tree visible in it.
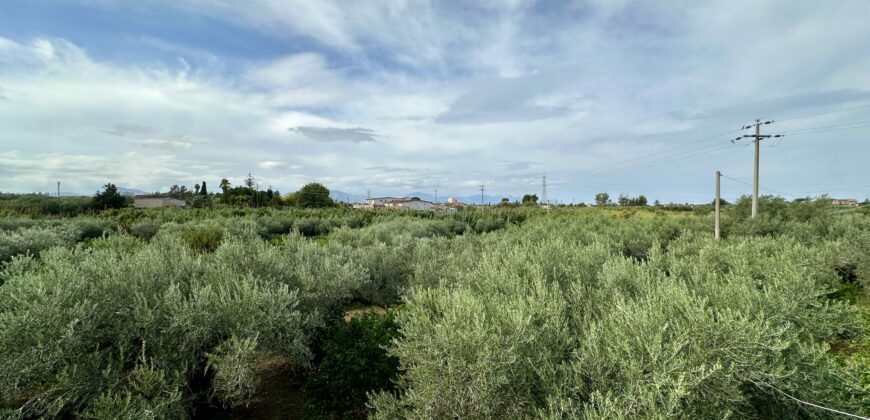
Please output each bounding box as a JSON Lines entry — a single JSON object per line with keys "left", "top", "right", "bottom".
{"left": 200, "top": 181, "right": 208, "bottom": 195}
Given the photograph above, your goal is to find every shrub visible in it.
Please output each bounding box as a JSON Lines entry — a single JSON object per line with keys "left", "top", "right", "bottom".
{"left": 306, "top": 312, "right": 400, "bottom": 417}
{"left": 372, "top": 234, "right": 868, "bottom": 418}
{"left": 130, "top": 221, "right": 161, "bottom": 240}
{"left": 0, "top": 234, "right": 310, "bottom": 418}
{"left": 74, "top": 218, "right": 115, "bottom": 241}
{"left": 0, "top": 225, "right": 79, "bottom": 262}
{"left": 181, "top": 226, "right": 224, "bottom": 253}
{"left": 295, "top": 217, "right": 327, "bottom": 237}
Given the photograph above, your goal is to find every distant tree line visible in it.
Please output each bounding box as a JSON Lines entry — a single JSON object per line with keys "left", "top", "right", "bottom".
{"left": 84, "top": 173, "right": 338, "bottom": 210}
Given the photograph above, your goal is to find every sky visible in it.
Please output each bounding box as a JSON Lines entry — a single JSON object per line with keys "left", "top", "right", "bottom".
{"left": 1, "top": 0, "right": 870, "bottom": 203}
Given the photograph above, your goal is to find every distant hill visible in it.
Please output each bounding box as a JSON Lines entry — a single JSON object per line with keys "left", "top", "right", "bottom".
{"left": 329, "top": 190, "right": 368, "bottom": 203}
{"left": 329, "top": 190, "right": 520, "bottom": 205}
{"left": 117, "top": 187, "right": 149, "bottom": 196}
{"left": 52, "top": 186, "right": 148, "bottom": 197}
{"left": 57, "top": 191, "right": 88, "bottom": 197}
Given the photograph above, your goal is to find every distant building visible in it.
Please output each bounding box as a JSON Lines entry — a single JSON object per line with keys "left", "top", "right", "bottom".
{"left": 832, "top": 198, "right": 859, "bottom": 206}
{"left": 366, "top": 197, "right": 403, "bottom": 207}
{"left": 134, "top": 195, "right": 187, "bottom": 208}
{"left": 383, "top": 198, "right": 436, "bottom": 211}
{"left": 447, "top": 197, "right": 459, "bottom": 204}
{"left": 359, "top": 196, "right": 454, "bottom": 211}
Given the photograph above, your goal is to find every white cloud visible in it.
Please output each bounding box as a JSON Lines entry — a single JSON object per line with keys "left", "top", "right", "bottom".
{"left": 4, "top": 1, "right": 870, "bottom": 201}
{"left": 136, "top": 137, "right": 206, "bottom": 150}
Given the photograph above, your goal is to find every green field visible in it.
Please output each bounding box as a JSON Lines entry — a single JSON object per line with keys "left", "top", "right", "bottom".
{"left": 2, "top": 200, "right": 870, "bottom": 418}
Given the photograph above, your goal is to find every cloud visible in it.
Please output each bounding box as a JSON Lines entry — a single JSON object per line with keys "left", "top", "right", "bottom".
{"left": 289, "top": 126, "right": 378, "bottom": 143}
{"left": 0, "top": 150, "right": 220, "bottom": 193}
{"left": 246, "top": 53, "right": 348, "bottom": 107}
{"left": 101, "top": 124, "right": 208, "bottom": 150}
{"left": 501, "top": 160, "right": 540, "bottom": 171}
{"left": 435, "top": 72, "right": 590, "bottom": 124}
{"left": 136, "top": 137, "right": 206, "bottom": 150}
{"left": 257, "top": 160, "right": 302, "bottom": 170}
{"left": 364, "top": 166, "right": 416, "bottom": 173}
{"left": 4, "top": 1, "right": 870, "bottom": 202}
{"left": 690, "top": 89, "right": 870, "bottom": 122}
{"left": 102, "top": 123, "right": 159, "bottom": 137}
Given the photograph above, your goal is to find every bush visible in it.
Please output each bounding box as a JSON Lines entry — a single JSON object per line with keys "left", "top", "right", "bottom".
{"left": 2, "top": 205, "right": 870, "bottom": 418}
{"left": 181, "top": 226, "right": 224, "bottom": 253}
{"left": 295, "top": 217, "right": 327, "bottom": 237}
{"left": 0, "top": 225, "right": 79, "bottom": 262}
{"left": 74, "top": 218, "right": 114, "bottom": 241}
{"left": 130, "top": 221, "right": 161, "bottom": 240}
{"left": 306, "top": 312, "right": 400, "bottom": 417}
{"left": 0, "top": 234, "right": 309, "bottom": 418}
{"left": 371, "top": 234, "right": 868, "bottom": 418}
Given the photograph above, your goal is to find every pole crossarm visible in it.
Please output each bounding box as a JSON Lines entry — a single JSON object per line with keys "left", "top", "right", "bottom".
{"left": 728, "top": 119, "right": 785, "bottom": 217}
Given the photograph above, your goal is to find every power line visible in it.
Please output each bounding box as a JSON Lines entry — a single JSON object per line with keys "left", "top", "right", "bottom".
{"left": 780, "top": 120, "right": 870, "bottom": 136}
{"left": 582, "top": 142, "right": 737, "bottom": 179}
{"left": 756, "top": 381, "right": 869, "bottom": 420}
{"left": 585, "top": 129, "right": 739, "bottom": 176}
{"left": 522, "top": 101, "right": 870, "bottom": 190}
{"left": 720, "top": 174, "right": 799, "bottom": 197}
{"left": 775, "top": 102, "right": 870, "bottom": 123}
{"left": 560, "top": 128, "right": 741, "bottom": 181}
{"left": 561, "top": 107, "right": 870, "bottom": 183}
{"left": 780, "top": 118, "right": 870, "bottom": 133}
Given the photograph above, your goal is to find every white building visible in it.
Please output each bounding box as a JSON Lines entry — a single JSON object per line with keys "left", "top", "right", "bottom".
{"left": 359, "top": 196, "right": 453, "bottom": 211}
{"left": 832, "top": 198, "right": 859, "bottom": 206}
{"left": 383, "top": 198, "right": 436, "bottom": 211}
{"left": 134, "top": 196, "right": 187, "bottom": 208}
{"left": 447, "top": 197, "right": 459, "bottom": 204}
{"left": 365, "top": 197, "right": 403, "bottom": 207}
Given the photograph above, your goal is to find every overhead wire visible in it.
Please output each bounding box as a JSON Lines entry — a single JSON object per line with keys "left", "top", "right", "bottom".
{"left": 720, "top": 174, "right": 803, "bottom": 197}
{"left": 527, "top": 100, "right": 870, "bottom": 197}
{"left": 774, "top": 102, "right": 870, "bottom": 123}
{"left": 571, "top": 116, "right": 870, "bottom": 182}
{"left": 563, "top": 127, "right": 742, "bottom": 179}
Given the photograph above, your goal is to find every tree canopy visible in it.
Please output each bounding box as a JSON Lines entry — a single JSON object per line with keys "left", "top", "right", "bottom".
{"left": 521, "top": 194, "right": 538, "bottom": 205}
{"left": 91, "top": 183, "right": 128, "bottom": 210}
{"left": 292, "top": 183, "right": 335, "bottom": 208}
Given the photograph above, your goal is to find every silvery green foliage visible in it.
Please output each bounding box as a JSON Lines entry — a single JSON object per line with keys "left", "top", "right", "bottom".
{"left": 210, "top": 232, "right": 369, "bottom": 329}
{"left": 372, "top": 215, "right": 868, "bottom": 418}
{"left": 1, "top": 206, "right": 868, "bottom": 418}
{"left": 205, "top": 335, "right": 261, "bottom": 408}
{"left": 0, "top": 225, "right": 79, "bottom": 262}
{"left": 0, "top": 217, "right": 38, "bottom": 232}
{"left": 0, "top": 232, "right": 310, "bottom": 418}
{"left": 130, "top": 220, "right": 161, "bottom": 240}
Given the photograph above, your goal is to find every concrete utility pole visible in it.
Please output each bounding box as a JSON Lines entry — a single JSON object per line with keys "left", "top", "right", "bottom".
{"left": 434, "top": 187, "right": 438, "bottom": 204}
{"left": 734, "top": 119, "right": 784, "bottom": 218}
{"left": 479, "top": 185, "right": 486, "bottom": 206}
{"left": 57, "top": 181, "right": 60, "bottom": 198}
{"left": 714, "top": 171, "right": 721, "bottom": 240}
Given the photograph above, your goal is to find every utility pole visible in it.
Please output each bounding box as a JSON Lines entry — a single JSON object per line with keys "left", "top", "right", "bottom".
{"left": 542, "top": 175, "right": 547, "bottom": 205}
{"left": 734, "top": 119, "right": 784, "bottom": 218}
{"left": 714, "top": 171, "right": 721, "bottom": 240}
{"left": 542, "top": 174, "right": 549, "bottom": 213}
{"left": 434, "top": 187, "right": 438, "bottom": 203}
{"left": 479, "top": 185, "right": 486, "bottom": 206}
{"left": 57, "top": 181, "right": 60, "bottom": 198}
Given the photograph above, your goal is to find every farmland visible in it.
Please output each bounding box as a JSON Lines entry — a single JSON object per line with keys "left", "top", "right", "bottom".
{"left": 1, "top": 199, "right": 870, "bottom": 418}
